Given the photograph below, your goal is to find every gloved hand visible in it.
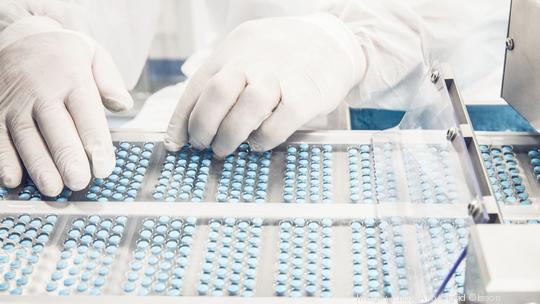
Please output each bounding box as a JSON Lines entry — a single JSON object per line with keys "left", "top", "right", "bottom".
{"left": 0, "top": 16, "right": 133, "bottom": 196}
{"left": 165, "top": 13, "right": 364, "bottom": 157}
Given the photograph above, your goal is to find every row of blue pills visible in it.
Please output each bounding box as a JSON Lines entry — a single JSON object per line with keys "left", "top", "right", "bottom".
{"left": 416, "top": 218, "right": 468, "bottom": 297}
{"left": 480, "top": 145, "right": 530, "bottom": 205}
{"left": 0, "top": 214, "right": 57, "bottom": 295}
{"left": 124, "top": 216, "right": 196, "bottom": 295}
{"left": 372, "top": 143, "right": 398, "bottom": 202}
{"left": 348, "top": 145, "right": 376, "bottom": 203}
{"left": 85, "top": 142, "right": 154, "bottom": 202}
{"left": 197, "top": 218, "right": 262, "bottom": 296}
{"left": 351, "top": 218, "right": 409, "bottom": 298}
{"left": 46, "top": 215, "right": 127, "bottom": 295}
{"left": 275, "top": 218, "right": 332, "bottom": 297}
{"left": 153, "top": 145, "right": 212, "bottom": 202}
{"left": 18, "top": 178, "right": 72, "bottom": 202}
{"left": 528, "top": 148, "right": 540, "bottom": 190}
{"left": 283, "top": 144, "right": 332, "bottom": 203}
{"left": 404, "top": 145, "right": 459, "bottom": 204}
{"left": 217, "top": 143, "right": 272, "bottom": 203}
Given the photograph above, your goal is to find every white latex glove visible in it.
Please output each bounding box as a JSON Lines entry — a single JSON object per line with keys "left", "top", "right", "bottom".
{"left": 0, "top": 15, "right": 133, "bottom": 196}
{"left": 165, "top": 13, "right": 364, "bottom": 157}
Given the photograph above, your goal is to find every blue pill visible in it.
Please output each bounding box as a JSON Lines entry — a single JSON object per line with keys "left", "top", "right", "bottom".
{"left": 306, "top": 284, "right": 317, "bottom": 296}
{"left": 529, "top": 150, "right": 540, "bottom": 158}
{"left": 228, "top": 284, "right": 240, "bottom": 295}
{"left": 152, "top": 282, "right": 166, "bottom": 293}
{"left": 275, "top": 284, "right": 287, "bottom": 296}
{"left": 290, "top": 279, "right": 301, "bottom": 289}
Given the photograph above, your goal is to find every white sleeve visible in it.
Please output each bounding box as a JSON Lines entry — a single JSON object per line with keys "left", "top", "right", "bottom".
{"left": 319, "top": 0, "right": 509, "bottom": 109}
{"left": 0, "top": 1, "right": 31, "bottom": 32}
{"left": 2, "top": 0, "right": 161, "bottom": 90}
{"left": 75, "top": 0, "right": 161, "bottom": 90}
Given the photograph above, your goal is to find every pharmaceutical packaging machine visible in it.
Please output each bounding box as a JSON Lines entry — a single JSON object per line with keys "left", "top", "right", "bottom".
{"left": 1, "top": 0, "right": 540, "bottom": 303}
{"left": 0, "top": 127, "right": 486, "bottom": 302}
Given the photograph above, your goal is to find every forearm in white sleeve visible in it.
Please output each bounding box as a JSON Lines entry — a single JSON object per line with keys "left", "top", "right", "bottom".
{"left": 0, "top": 1, "right": 32, "bottom": 32}
{"left": 315, "top": 0, "right": 430, "bottom": 110}
{"left": 0, "top": 0, "right": 160, "bottom": 90}
{"left": 318, "top": 0, "right": 507, "bottom": 110}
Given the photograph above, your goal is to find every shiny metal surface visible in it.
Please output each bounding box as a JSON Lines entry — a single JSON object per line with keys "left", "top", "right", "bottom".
{"left": 502, "top": 0, "right": 540, "bottom": 131}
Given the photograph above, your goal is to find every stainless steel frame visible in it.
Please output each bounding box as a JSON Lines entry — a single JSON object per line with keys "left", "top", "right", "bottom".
{"left": 502, "top": 0, "right": 540, "bottom": 131}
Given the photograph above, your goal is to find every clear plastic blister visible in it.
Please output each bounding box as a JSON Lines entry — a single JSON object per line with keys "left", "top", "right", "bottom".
{"left": 476, "top": 132, "right": 540, "bottom": 221}
{"left": 0, "top": 208, "right": 472, "bottom": 302}
{"left": 368, "top": 68, "right": 482, "bottom": 212}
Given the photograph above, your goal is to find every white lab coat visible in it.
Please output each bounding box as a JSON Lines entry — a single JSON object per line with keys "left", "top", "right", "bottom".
{"left": 65, "top": 0, "right": 160, "bottom": 90}
{"left": 50, "top": 0, "right": 511, "bottom": 129}
{"left": 182, "top": 0, "right": 510, "bottom": 105}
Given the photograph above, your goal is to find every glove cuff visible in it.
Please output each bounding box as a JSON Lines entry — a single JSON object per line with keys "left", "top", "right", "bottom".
{"left": 0, "top": 15, "right": 63, "bottom": 53}
{"left": 295, "top": 12, "right": 366, "bottom": 86}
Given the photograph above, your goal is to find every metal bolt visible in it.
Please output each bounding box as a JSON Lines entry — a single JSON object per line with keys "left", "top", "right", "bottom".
{"left": 446, "top": 128, "right": 457, "bottom": 141}
{"left": 468, "top": 201, "right": 489, "bottom": 224}
{"left": 430, "top": 70, "right": 440, "bottom": 83}
{"left": 506, "top": 37, "right": 514, "bottom": 50}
